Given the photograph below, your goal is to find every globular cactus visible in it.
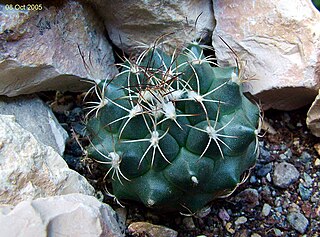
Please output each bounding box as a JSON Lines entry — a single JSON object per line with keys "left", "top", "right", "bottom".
{"left": 85, "top": 42, "right": 261, "bottom": 213}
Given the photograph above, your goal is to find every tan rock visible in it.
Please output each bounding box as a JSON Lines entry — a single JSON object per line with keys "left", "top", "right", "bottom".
{"left": 0, "top": 193, "right": 123, "bottom": 237}
{"left": 307, "top": 89, "right": 320, "bottom": 137}
{"left": 0, "top": 1, "right": 117, "bottom": 96}
{"left": 128, "top": 222, "right": 178, "bottom": 237}
{"left": 89, "top": 0, "right": 214, "bottom": 53}
{"left": 0, "top": 115, "right": 94, "bottom": 205}
{"left": 0, "top": 95, "right": 68, "bottom": 155}
{"left": 212, "top": 0, "right": 320, "bottom": 110}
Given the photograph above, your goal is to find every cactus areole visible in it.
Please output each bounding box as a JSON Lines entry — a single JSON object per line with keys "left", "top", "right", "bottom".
{"left": 86, "top": 43, "right": 261, "bottom": 213}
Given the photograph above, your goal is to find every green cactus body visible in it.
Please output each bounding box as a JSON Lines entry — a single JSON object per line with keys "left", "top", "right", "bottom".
{"left": 86, "top": 43, "right": 260, "bottom": 213}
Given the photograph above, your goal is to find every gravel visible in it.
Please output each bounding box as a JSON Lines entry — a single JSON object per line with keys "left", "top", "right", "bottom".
{"left": 49, "top": 92, "right": 320, "bottom": 237}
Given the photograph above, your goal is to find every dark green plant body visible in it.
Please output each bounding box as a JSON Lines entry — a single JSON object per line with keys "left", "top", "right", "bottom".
{"left": 86, "top": 43, "right": 260, "bottom": 213}
{"left": 313, "top": 0, "right": 320, "bottom": 11}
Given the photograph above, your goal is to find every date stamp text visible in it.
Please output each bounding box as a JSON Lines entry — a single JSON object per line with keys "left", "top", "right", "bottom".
{"left": 5, "top": 4, "right": 43, "bottom": 11}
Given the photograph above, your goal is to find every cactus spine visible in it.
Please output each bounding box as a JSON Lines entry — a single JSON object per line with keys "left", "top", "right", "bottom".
{"left": 86, "top": 42, "right": 261, "bottom": 213}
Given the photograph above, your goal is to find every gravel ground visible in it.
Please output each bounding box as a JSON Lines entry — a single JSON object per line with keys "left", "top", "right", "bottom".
{"left": 44, "top": 91, "right": 320, "bottom": 237}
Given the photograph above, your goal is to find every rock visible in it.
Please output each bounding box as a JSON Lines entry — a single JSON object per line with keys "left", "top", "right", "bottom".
{"left": 182, "top": 217, "right": 196, "bottom": 229}
{"left": 261, "top": 203, "right": 272, "bottom": 217}
{"left": 235, "top": 188, "right": 259, "bottom": 207}
{"left": 314, "top": 143, "right": 320, "bottom": 156}
{"left": 298, "top": 183, "right": 312, "bottom": 201}
{"left": 315, "top": 158, "right": 320, "bottom": 167}
{"left": 114, "top": 207, "right": 127, "bottom": 234}
{"left": 259, "top": 146, "right": 271, "bottom": 162}
{"left": 234, "top": 216, "right": 247, "bottom": 225}
{"left": 273, "top": 228, "right": 283, "bottom": 236}
{"left": 128, "top": 222, "right": 178, "bottom": 237}
{"left": 218, "top": 208, "right": 230, "bottom": 222}
{"left": 302, "top": 172, "right": 313, "bottom": 188}
{"left": 307, "top": 89, "right": 320, "bottom": 137}
{"left": 0, "top": 95, "right": 68, "bottom": 155}
{"left": 249, "top": 175, "right": 257, "bottom": 183}
{"left": 273, "top": 162, "right": 300, "bottom": 188}
{"left": 251, "top": 234, "right": 261, "bottom": 237}
{"left": 0, "top": 1, "right": 117, "bottom": 97}
{"left": 0, "top": 193, "right": 123, "bottom": 237}
{"left": 89, "top": 0, "right": 214, "bottom": 53}
{"left": 212, "top": 0, "right": 320, "bottom": 110}
{"left": 0, "top": 115, "right": 94, "bottom": 205}
{"left": 299, "top": 151, "right": 312, "bottom": 163}
{"left": 287, "top": 211, "right": 309, "bottom": 234}
{"left": 256, "top": 163, "right": 273, "bottom": 177}
{"left": 225, "top": 222, "right": 235, "bottom": 234}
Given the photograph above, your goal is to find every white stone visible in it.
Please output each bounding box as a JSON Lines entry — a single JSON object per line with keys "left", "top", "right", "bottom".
{"left": 234, "top": 216, "right": 247, "bottom": 225}
{"left": 307, "top": 89, "right": 320, "bottom": 137}
{"left": 0, "top": 115, "right": 94, "bottom": 205}
{"left": 212, "top": 0, "right": 320, "bottom": 110}
{"left": 0, "top": 193, "right": 123, "bottom": 237}
{"left": 0, "top": 1, "right": 117, "bottom": 97}
{"left": 0, "top": 95, "right": 68, "bottom": 155}
{"left": 90, "top": 0, "right": 214, "bottom": 53}
{"left": 262, "top": 203, "right": 272, "bottom": 216}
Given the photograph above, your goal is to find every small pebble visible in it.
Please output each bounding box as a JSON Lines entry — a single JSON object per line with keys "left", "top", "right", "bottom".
{"left": 288, "top": 203, "right": 300, "bottom": 213}
{"left": 279, "top": 153, "right": 287, "bottom": 160}
{"left": 262, "top": 203, "right": 272, "bottom": 216}
{"left": 266, "top": 173, "right": 272, "bottom": 182}
{"left": 298, "top": 183, "right": 312, "bottom": 201}
{"left": 314, "top": 158, "right": 320, "bottom": 167}
{"left": 251, "top": 234, "right": 261, "bottom": 237}
{"left": 280, "top": 144, "right": 287, "bottom": 151}
{"left": 273, "top": 228, "right": 283, "bottom": 236}
{"left": 182, "top": 217, "right": 196, "bottom": 229}
{"left": 225, "top": 222, "right": 235, "bottom": 234}
{"left": 284, "top": 148, "right": 292, "bottom": 159}
{"left": 250, "top": 175, "right": 257, "bottom": 183}
{"left": 273, "top": 162, "right": 299, "bottom": 188}
{"left": 314, "top": 143, "right": 320, "bottom": 156}
{"left": 287, "top": 212, "right": 309, "bottom": 234}
{"left": 256, "top": 163, "right": 273, "bottom": 177}
{"left": 299, "top": 151, "right": 312, "bottom": 163}
{"left": 218, "top": 208, "right": 230, "bottom": 222}
{"left": 302, "top": 172, "right": 313, "bottom": 188}
{"left": 236, "top": 188, "right": 259, "bottom": 207}
{"left": 234, "top": 216, "right": 247, "bottom": 225}
{"left": 128, "top": 222, "right": 178, "bottom": 237}
{"left": 259, "top": 147, "right": 271, "bottom": 162}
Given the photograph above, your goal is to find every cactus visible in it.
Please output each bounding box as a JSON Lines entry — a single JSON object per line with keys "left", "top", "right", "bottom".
{"left": 85, "top": 42, "right": 261, "bottom": 213}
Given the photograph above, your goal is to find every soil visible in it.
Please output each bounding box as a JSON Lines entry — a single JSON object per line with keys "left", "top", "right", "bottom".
{"left": 43, "top": 91, "right": 320, "bottom": 237}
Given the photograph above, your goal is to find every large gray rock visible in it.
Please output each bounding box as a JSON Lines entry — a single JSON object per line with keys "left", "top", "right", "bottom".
{"left": 0, "top": 115, "right": 94, "bottom": 205}
{"left": 212, "top": 0, "right": 320, "bottom": 110}
{"left": 0, "top": 95, "right": 68, "bottom": 155}
{"left": 89, "top": 0, "right": 214, "bottom": 53}
{"left": 307, "top": 89, "right": 320, "bottom": 137}
{"left": 0, "top": 193, "right": 123, "bottom": 237}
{"left": 0, "top": 1, "right": 117, "bottom": 97}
